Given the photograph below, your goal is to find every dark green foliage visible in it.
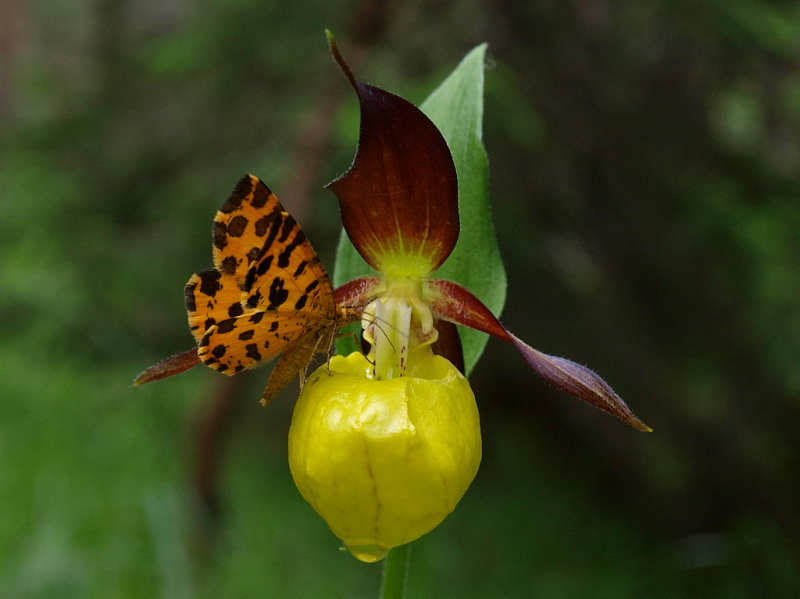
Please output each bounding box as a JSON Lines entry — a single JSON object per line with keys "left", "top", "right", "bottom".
{"left": 2, "top": 0, "right": 799, "bottom": 595}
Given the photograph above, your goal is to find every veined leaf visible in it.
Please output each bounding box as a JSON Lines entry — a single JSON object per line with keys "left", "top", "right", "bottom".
{"left": 420, "top": 44, "right": 505, "bottom": 375}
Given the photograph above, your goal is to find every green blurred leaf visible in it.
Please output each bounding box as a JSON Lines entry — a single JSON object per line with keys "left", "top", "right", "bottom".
{"left": 334, "top": 44, "right": 506, "bottom": 375}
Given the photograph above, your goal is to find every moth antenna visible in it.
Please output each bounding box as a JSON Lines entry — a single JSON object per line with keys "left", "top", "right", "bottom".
{"left": 360, "top": 312, "right": 411, "bottom": 347}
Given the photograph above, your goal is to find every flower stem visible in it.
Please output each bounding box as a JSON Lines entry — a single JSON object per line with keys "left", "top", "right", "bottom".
{"left": 379, "top": 543, "right": 411, "bottom": 599}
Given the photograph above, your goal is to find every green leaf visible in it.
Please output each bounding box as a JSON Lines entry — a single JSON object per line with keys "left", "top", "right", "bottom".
{"left": 334, "top": 44, "right": 506, "bottom": 375}
{"left": 420, "top": 44, "right": 506, "bottom": 374}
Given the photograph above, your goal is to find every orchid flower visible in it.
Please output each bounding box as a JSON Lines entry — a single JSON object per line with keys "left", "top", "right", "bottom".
{"left": 287, "top": 37, "right": 650, "bottom": 564}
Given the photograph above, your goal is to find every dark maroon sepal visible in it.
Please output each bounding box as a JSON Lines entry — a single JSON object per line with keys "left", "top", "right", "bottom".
{"left": 431, "top": 319, "right": 465, "bottom": 374}
{"left": 133, "top": 348, "right": 200, "bottom": 385}
{"left": 424, "top": 278, "right": 650, "bottom": 431}
{"left": 325, "top": 36, "right": 459, "bottom": 275}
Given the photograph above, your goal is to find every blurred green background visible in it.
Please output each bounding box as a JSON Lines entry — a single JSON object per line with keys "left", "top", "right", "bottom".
{"left": 2, "top": 0, "right": 800, "bottom": 596}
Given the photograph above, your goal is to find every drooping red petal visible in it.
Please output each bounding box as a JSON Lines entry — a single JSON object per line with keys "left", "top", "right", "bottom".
{"left": 134, "top": 348, "right": 200, "bottom": 385}
{"left": 505, "top": 333, "right": 652, "bottom": 432}
{"left": 325, "top": 36, "right": 459, "bottom": 278}
{"left": 424, "top": 279, "right": 651, "bottom": 431}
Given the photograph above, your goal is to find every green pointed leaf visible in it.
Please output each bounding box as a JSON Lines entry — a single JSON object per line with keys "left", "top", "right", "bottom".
{"left": 334, "top": 44, "right": 505, "bottom": 375}
{"left": 421, "top": 44, "right": 505, "bottom": 374}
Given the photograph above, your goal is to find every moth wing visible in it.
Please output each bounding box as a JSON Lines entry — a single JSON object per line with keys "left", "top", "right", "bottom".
{"left": 185, "top": 174, "right": 339, "bottom": 375}
{"left": 211, "top": 174, "right": 285, "bottom": 281}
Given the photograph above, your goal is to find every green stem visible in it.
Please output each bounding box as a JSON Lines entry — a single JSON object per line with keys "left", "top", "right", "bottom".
{"left": 379, "top": 543, "right": 411, "bottom": 599}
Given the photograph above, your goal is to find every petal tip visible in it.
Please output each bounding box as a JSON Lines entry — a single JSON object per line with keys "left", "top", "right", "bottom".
{"left": 326, "top": 31, "right": 357, "bottom": 90}
{"left": 506, "top": 332, "right": 650, "bottom": 432}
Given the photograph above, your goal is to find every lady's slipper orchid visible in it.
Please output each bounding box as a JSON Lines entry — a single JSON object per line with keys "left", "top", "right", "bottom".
{"left": 286, "top": 38, "right": 650, "bottom": 562}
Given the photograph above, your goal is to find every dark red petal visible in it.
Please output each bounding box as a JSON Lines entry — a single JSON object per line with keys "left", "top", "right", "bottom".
{"left": 423, "top": 278, "right": 510, "bottom": 341}
{"left": 334, "top": 275, "right": 384, "bottom": 315}
{"left": 325, "top": 36, "right": 459, "bottom": 276}
{"left": 424, "top": 278, "right": 650, "bottom": 431}
{"left": 505, "top": 332, "right": 652, "bottom": 432}
{"left": 134, "top": 348, "right": 200, "bottom": 385}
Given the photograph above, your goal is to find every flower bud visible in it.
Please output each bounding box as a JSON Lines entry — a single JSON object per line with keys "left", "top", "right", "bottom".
{"left": 288, "top": 348, "right": 481, "bottom": 562}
